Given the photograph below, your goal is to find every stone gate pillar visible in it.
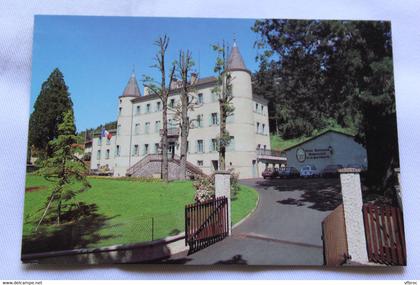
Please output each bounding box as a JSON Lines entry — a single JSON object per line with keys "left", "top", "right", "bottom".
{"left": 215, "top": 171, "right": 232, "bottom": 236}
{"left": 338, "top": 168, "right": 369, "bottom": 265}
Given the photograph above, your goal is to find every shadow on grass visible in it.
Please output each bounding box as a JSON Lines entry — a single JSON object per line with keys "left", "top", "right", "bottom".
{"left": 257, "top": 178, "right": 342, "bottom": 211}
{"left": 22, "top": 203, "right": 121, "bottom": 255}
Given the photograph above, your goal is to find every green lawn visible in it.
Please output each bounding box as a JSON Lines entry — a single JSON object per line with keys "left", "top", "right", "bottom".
{"left": 22, "top": 175, "right": 258, "bottom": 254}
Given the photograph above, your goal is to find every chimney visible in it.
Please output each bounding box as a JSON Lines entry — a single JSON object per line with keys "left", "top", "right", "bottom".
{"left": 191, "top": 73, "right": 198, "bottom": 85}
{"left": 170, "top": 78, "right": 178, "bottom": 89}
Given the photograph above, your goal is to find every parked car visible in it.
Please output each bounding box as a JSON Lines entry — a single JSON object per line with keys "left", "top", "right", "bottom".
{"left": 262, "top": 167, "right": 278, "bottom": 179}
{"left": 299, "top": 164, "right": 319, "bottom": 178}
{"left": 321, "top": 164, "right": 344, "bottom": 178}
{"left": 278, "top": 167, "right": 300, "bottom": 178}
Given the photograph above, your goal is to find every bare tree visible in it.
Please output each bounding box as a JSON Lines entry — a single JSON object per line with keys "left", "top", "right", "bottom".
{"left": 212, "top": 41, "right": 234, "bottom": 171}
{"left": 171, "top": 50, "right": 201, "bottom": 179}
{"left": 143, "top": 35, "right": 176, "bottom": 182}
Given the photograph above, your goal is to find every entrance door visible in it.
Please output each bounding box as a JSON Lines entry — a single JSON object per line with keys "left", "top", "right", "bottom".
{"left": 212, "top": 160, "right": 219, "bottom": 171}
{"left": 252, "top": 160, "right": 257, "bottom": 178}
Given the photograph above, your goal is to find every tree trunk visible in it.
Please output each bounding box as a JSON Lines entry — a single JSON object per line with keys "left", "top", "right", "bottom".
{"left": 161, "top": 100, "right": 169, "bottom": 182}
{"left": 57, "top": 199, "right": 61, "bottom": 225}
{"left": 179, "top": 96, "right": 189, "bottom": 180}
{"left": 219, "top": 102, "right": 226, "bottom": 171}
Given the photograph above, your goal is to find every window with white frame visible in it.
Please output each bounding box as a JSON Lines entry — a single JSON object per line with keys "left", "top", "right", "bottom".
{"left": 133, "top": 144, "right": 139, "bottom": 156}
{"left": 227, "top": 136, "right": 235, "bottom": 151}
{"left": 211, "top": 139, "right": 218, "bottom": 152}
{"left": 197, "top": 160, "right": 204, "bottom": 166}
{"left": 146, "top": 103, "right": 151, "bottom": 113}
{"left": 262, "top": 124, "right": 265, "bottom": 134}
{"left": 145, "top": 122, "right": 150, "bottom": 134}
{"left": 197, "top": 93, "right": 204, "bottom": 104}
{"left": 256, "top": 122, "right": 260, "bottom": 134}
{"left": 169, "top": 98, "right": 175, "bottom": 108}
{"left": 135, "top": 123, "right": 140, "bottom": 135}
{"left": 197, "top": 140, "right": 204, "bottom": 153}
{"left": 211, "top": 112, "right": 218, "bottom": 125}
{"left": 143, "top": 144, "right": 149, "bottom": 155}
{"left": 255, "top": 103, "right": 259, "bottom": 112}
{"left": 105, "top": 149, "right": 110, "bottom": 159}
{"left": 155, "top": 121, "right": 161, "bottom": 133}
{"left": 156, "top": 101, "right": 161, "bottom": 111}
{"left": 119, "top": 107, "right": 122, "bottom": 116}
{"left": 97, "top": 150, "right": 101, "bottom": 160}
{"left": 115, "top": 145, "right": 120, "bottom": 157}
{"left": 196, "top": 114, "right": 203, "bottom": 127}
{"left": 154, "top": 143, "right": 160, "bottom": 154}
{"left": 136, "top": 105, "right": 140, "bottom": 115}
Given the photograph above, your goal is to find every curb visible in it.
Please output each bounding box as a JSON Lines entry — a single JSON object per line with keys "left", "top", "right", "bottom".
{"left": 232, "top": 186, "right": 260, "bottom": 229}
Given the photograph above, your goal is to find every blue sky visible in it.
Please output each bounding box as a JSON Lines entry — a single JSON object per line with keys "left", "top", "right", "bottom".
{"left": 30, "top": 16, "right": 260, "bottom": 131}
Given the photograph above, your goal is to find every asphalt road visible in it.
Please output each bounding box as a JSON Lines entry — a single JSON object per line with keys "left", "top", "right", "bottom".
{"left": 167, "top": 177, "right": 342, "bottom": 265}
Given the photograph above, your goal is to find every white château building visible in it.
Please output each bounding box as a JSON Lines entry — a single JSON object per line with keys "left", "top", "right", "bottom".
{"left": 90, "top": 42, "right": 286, "bottom": 179}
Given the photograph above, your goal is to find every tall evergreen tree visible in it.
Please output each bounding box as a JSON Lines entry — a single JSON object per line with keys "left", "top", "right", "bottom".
{"left": 29, "top": 68, "right": 73, "bottom": 158}
{"left": 36, "top": 109, "right": 91, "bottom": 229}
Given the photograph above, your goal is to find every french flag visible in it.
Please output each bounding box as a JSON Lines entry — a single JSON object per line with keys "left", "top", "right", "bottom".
{"left": 101, "top": 127, "right": 112, "bottom": 140}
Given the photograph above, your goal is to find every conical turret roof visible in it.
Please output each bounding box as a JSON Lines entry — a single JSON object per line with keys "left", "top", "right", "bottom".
{"left": 121, "top": 71, "right": 141, "bottom": 97}
{"left": 227, "top": 40, "right": 248, "bottom": 71}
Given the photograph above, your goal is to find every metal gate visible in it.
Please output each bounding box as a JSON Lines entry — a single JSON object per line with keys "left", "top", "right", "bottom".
{"left": 185, "top": 196, "right": 229, "bottom": 254}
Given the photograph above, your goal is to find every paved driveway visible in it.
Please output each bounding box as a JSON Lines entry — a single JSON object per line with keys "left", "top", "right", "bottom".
{"left": 167, "top": 177, "right": 342, "bottom": 265}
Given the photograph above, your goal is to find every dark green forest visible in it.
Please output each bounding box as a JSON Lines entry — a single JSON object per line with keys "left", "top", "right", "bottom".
{"left": 252, "top": 19, "right": 399, "bottom": 194}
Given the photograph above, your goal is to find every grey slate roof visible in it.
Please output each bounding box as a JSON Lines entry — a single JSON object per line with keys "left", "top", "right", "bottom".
{"left": 227, "top": 41, "right": 248, "bottom": 71}
{"left": 131, "top": 76, "right": 217, "bottom": 103}
{"left": 121, "top": 72, "right": 141, "bottom": 97}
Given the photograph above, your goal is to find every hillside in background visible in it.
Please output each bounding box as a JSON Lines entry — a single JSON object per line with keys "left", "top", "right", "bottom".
{"left": 270, "top": 126, "right": 356, "bottom": 151}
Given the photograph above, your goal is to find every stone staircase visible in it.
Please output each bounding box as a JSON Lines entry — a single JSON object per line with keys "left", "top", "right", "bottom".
{"left": 126, "top": 154, "right": 206, "bottom": 180}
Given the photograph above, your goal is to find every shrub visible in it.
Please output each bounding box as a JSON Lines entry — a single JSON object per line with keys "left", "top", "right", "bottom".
{"left": 192, "top": 169, "right": 240, "bottom": 202}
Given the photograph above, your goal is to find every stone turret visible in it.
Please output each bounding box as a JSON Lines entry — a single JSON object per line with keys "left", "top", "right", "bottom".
{"left": 226, "top": 40, "right": 256, "bottom": 178}
{"left": 114, "top": 71, "right": 141, "bottom": 176}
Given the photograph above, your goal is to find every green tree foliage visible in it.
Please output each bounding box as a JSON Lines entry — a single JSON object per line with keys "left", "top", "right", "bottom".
{"left": 36, "top": 110, "right": 91, "bottom": 229}
{"left": 28, "top": 68, "right": 73, "bottom": 157}
{"left": 253, "top": 20, "right": 399, "bottom": 194}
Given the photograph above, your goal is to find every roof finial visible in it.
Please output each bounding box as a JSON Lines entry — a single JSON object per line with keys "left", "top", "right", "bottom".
{"left": 131, "top": 64, "right": 136, "bottom": 77}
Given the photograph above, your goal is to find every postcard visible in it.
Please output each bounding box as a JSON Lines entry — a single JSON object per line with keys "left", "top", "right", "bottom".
{"left": 22, "top": 16, "right": 405, "bottom": 266}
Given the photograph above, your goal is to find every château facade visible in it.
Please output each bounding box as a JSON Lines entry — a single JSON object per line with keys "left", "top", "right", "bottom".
{"left": 90, "top": 42, "right": 286, "bottom": 178}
